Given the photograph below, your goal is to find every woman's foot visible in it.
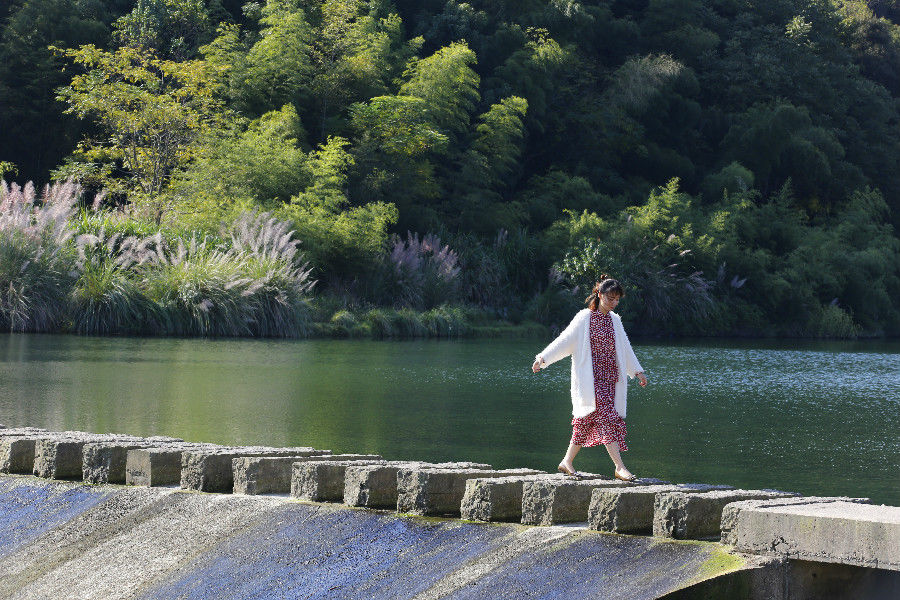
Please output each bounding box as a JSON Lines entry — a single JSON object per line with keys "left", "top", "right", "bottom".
{"left": 614, "top": 467, "right": 637, "bottom": 482}
{"left": 558, "top": 462, "right": 580, "bottom": 477}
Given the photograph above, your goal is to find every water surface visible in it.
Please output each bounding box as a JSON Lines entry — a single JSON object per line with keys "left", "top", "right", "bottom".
{"left": 0, "top": 334, "right": 897, "bottom": 505}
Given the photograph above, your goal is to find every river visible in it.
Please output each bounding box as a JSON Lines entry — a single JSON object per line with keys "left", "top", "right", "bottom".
{"left": 0, "top": 334, "right": 897, "bottom": 505}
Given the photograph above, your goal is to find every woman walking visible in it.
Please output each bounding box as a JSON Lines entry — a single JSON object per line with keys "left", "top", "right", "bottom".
{"left": 532, "top": 276, "right": 647, "bottom": 481}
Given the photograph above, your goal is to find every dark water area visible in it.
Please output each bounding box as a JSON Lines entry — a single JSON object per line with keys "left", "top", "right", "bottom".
{"left": 0, "top": 333, "right": 897, "bottom": 506}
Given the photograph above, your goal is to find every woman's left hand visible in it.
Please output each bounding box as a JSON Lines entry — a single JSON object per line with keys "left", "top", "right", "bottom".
{"left": 636, "top": 372, "right": 648, "bottom": 387}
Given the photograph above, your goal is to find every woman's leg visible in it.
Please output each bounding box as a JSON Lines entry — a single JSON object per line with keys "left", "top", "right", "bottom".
{"left": 604, "top": 442, "right": 634, "bottom": 478}
{"left": 560, "top": 443, "right": 581, "bottom": 471}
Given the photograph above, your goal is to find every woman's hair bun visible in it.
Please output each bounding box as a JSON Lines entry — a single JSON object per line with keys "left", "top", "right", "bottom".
{"left": 599, "top": 273, "right": 610, "bottom": 281}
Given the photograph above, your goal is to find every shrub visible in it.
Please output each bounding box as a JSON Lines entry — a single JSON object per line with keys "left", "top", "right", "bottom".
{"left": 379, "top": 232, "right": 461, "bottom": 310}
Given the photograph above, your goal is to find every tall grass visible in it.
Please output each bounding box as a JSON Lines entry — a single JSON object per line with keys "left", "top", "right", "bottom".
{"left": 0, "top": 180, "right": 78, "bottom": 332}
{"left": 2, "top": 181, "right": 317, "bottom": 338}
{"left": 142, "top": 213, "right": 316, "bottom": 337}
{"left": 71, "top": 230, "right": 163, "bottom": 335}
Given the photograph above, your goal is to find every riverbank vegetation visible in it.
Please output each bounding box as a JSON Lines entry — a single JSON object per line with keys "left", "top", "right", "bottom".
{"left": 2, "top": 0, "right": 900, "bottom": 338}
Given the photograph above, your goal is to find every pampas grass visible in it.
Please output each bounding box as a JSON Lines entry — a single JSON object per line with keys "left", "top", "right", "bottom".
{"left": 0, "top": 180, "right": 79, "bottom": 332}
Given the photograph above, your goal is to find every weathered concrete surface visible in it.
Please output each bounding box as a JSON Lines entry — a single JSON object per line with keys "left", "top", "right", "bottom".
{"left": 460, "top": 474, "right": 597, "bottom": 522}
{"left": 0, "top": 476, "right": 759, "bottom": 600}
{"left": 397, "top": 468, "right": 544, "bottom": 516}
{"left": 180, "top": 447, "right": 330, "bottom": 493}
{"left": 653, "top": 489, "right": 799, "bottom": 540}
{"left": 521, "top": 477, "right": 637, "bottom": 525}
{"left": 125, "top": 444, "right": 221, "bottom": 487}
{"left": 342, "top": 461, "right": 493, "bottom": 509}
{"left": 721, "top": 497, "right": 897, "bottom": 570}
{"left": 82, "top": 437, "right": 183, "bottom": 484}
{"left": 589, "top": 483, "right": 736, "bottom": 534}
{"left": 233, "top": 453, "right": 380, "bottom": 495}
{"left": 0, "top": 431, "right": 84, "bottom": 474}
{"left": 292, "top": 459, "right": 387, "bottom": 502}
{"left": 33, "top": 434, "right": 145, "bottom": 480}
{"left": 720, "top": 495, "right": 870, "bottom": 546}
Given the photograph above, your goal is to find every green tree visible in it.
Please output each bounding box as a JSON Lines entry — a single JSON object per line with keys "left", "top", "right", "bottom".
{"left": 54, "top": 44, "right": 229, "bottom": 219}
{"left": 113, "top": 0, "right": 213, "bottom": 60}
{"left": 400, "top": 41, "right": 480, "bottom": 139}
{"left": 278, "top": 136, "right": 398, "bottom": 280}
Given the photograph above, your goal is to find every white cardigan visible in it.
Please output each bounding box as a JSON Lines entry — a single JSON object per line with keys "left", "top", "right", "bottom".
{"left": 535, "top": 309, "right": 643, "bottom": 419}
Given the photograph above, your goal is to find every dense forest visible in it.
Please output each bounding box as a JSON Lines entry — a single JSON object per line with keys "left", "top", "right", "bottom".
{"left": 1, "top": 0, "right": 899, "bottom": 338}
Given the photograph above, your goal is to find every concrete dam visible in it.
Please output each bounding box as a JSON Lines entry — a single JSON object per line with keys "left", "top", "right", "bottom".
{"left": 0, "top": 425, "right": 897, "bottom": 599}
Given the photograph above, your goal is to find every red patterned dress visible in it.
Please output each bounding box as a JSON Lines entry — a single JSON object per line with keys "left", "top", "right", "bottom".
{"left": 570, "top": 310, "right": 628, "bottom": 449}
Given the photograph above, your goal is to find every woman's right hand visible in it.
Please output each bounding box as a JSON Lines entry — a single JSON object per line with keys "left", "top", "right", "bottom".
{"left": 532, "top": 358, "right": 542, "bottom": 373}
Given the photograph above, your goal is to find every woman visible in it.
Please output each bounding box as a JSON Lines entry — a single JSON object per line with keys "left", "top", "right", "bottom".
{"left": 531, "top": 276, "right": 648, "bottom": 481}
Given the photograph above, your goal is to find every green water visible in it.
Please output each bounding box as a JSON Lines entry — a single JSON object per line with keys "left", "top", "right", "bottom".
{"left": 0, "top": 334, "right": 897, "bottom": 505}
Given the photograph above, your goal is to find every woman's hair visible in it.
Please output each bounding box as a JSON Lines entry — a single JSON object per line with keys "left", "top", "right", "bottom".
{"left": 586, "top": 275, "right": 625, "bottom": 311}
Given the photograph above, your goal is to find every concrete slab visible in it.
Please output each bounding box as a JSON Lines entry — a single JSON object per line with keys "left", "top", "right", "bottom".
{"left": 181, "top": 447, "right": 331, "bottom": 493}
{"left": 342, "top": 461, "right": 493, "bottom": 509}
{"left": 460, "top": 474, "right": 609, "bottom": 522}
{"left": 82, "top": 438, "right": 183, "bottom": 484}
{"left": 653, "top": 488, "right": 799, "bottom": 540}
{"left": 720, "top": 495, "right": 872, "bottom": 546}
{"left": 397, "top": 468, "right": 544, "bottom": 516}
{"left": 521, "top": 477, "right": 638, "bottom": 525}
{"left": 126, "top": 444, "right": 221, "bottom": 487}
{"left": 722, "top": 499, "right": 897, "bottom": 571}
{"left": 292, "top": 460, "right": 387, "bottom": 502}
{"left": 588, "top": 483, "right": 734, "bottom": 534}
{"left": 233, "top": 454, "right": 380, "bottom": 495}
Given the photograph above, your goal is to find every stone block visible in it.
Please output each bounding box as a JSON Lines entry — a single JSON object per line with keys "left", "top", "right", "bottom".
{"left": 0, "top": 436, "right": 44, "bottom": 474}
{"left": 397, "top": 468, "right": 544, "bottom": 516}
{"left": 460, "top": 474, "right": 585, "bottom": 522}
{"left": 233, "top": 453, "right": 380, "bottom": 495}
{"left": 653, "top": 488, "right": 799, "bottom": 540}
{"left": 0, "top": 431, "right": 91, "bottom": 474}
{"left": 588, "top": 483, "right": 733, "bottom": 534}
{"left": 33, "top": 434, "right": 143, "bottom": 480}
{"left": 126, "top": 444, "right": 221, "bottom": 486}
{"left": 521, "top": 477, "right": 640, "bottom": 525}
{"left": 180, "top": 446, "right": 330, "bottom": 493}
{"left": 292, "top": 459, "right": 387, "bottom": 502}
{"left": 720, "top": 499, "right": 897, "bottom": 570}
{"left": 342, "top": 461, "right": 492, "bottom": 509}
{"left": 82, "top": 437, "right": 183, "bottom": 484}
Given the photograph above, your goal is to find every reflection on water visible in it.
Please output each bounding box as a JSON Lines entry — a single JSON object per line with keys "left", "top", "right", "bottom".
{"left": 0, "top": 334, "right": 897, "bottom": 505}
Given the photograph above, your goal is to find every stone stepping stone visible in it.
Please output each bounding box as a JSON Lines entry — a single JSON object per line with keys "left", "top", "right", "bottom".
{"left": 588, "top": 483, "right": 731, "bottom": 534}
{"left": 292, "top": 459, "right": 388, "bottom": 502}
{"left": 397, "top": 467, "right": 545, "bottom": 517}
{"left": 33, "top": 434, "right": 145, "bottom": 480}
{"left": 180, "top": 447, "right": 331, "bottom": 493}
{"left": 126, "top": 443, "right": 224, "bottom": 487}
{"left": 233, "top": 454, "right": 380, "bottom": 495}
{"left": 461, "top": 473, "right": 611, "bottom": 523}
{"left": 82, "top": 437, "right": 184, "bottom": 484}
{"left": 0, "top": 430, "right": 93, "bottom": 474}
{"left": 521, "top": 477, "right": 642, "bottom": 525}
{"left": 343, "top": 461, "right": 493, "bottom": 509}
{"left": 653, "top": 488, "right": 800, "bottom": 540}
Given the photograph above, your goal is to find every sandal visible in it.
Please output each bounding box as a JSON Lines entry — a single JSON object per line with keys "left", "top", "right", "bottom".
{"left": 557, "top": 464, "right": 582, "bottom": 478}
{"left": 614, "top": 470, "right": 638, "bottom": 482}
